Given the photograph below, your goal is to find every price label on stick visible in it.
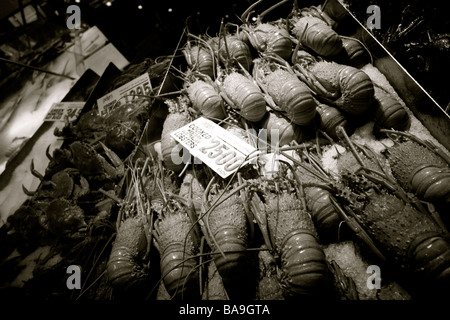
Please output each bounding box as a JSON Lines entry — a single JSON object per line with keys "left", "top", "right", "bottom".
{"left": 171, "top": 117, "right": 258, "bottom": 178}
{"left": 97, "top": 73, "right": 152, "bottom": 117}
{"left": 44, "top": 102, "right": 85, "bottom": 122}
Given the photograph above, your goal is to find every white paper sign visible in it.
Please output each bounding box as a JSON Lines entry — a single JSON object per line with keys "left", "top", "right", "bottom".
{"left": 96, "top": 73, "right": 151, "bottom": 117}
{"left": 171, "top": 117, "right": 258, "bottom": 178}
{"left": 43, "top": 102, "right": 85, "bottom": 122}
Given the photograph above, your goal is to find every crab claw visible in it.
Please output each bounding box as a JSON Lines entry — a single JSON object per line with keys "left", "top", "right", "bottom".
{"left": 22, "top": 184, "right": 35, "bottom": 196}
{"left": 46, "top": 144, "right": 53, "bottom": 161}
{"left": 99, "top": 141, "right": 125, "bottom": 178}
{"left": 30, "top": 159, "right": 44, "bottom": 180}
{"left": 30, "top": 159, "right": 57, "bottom": 187}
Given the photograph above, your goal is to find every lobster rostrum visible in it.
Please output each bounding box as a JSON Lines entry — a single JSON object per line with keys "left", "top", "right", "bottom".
{"left": 292, "top": 48, "right": 375, "bottom": 116}
{"left": 380, "top": 129, "right": 450, "bottom": 210}
{"left": 253, "top": 53, "right": 317, "bottom": 126}
{"left": 239, "top": 0, "right": 293, "bottom": 60}
{"left": 288, "top": 1, "right": 343, "bottom": 57}
{"left": 249, "top": 166, "right": 333, "bottom": 299}
{"left": 322, "top": 126, "right": 450, "bottom": 295}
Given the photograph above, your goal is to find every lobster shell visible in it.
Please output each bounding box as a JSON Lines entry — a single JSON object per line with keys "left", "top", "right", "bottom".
{"left": 264, "top": 69, "right": 317, "bottom": 125}
{"left": 249, "top": 23, "right": 293, "bottom": 60}
{"left": 292, "top": 16, "right": 343, "bottom": 57}
{"left": 106, "top": 216, "right": 149, "bottom": 293}
{"left": 265, "top": 192, "right": 331, "bottom": 298}
{"left": 373, "top": 94, "right": 411, "bottom": 133}
{"left": 358, "top": 190, "right": 450, "bottom": 289}
{"left": 183, "top": 45, "right": 215, "bottom": 78}
{"left": 280, "top": 230, "right": 331, "bottom": 297}
{"left": 216, "top": 35, "right": 253, "bottom": 71}
{"left": 309, "top": 62, "right": 375, "bottom": 115}
{"left": 306, "top": 186, "right": 341, "bottom": 235}
{"left": 186, "top": 80, "right": 226, "bottom": 120}
{"left": 386, "top": 140, "right": 450, "bottom": 206}
{"left": 205, "top": 190, "right": 255, "bottom": 299}
{"left": 340, "top": 37, "right": 371, "bottom": 69}
{"left": 222, "top": 72, "right": 267, "bottom": 122}
{"left": 316, "top": 103, "right": 352, "bottom": 140}
{"left": 161, "top": 112, "right": 191, "bottom": 173}
{"left": 261, "top": 111, "right": 305, "bottom": 147}
{"left": 158, "top": 212, "right": 200, "bottom": 299}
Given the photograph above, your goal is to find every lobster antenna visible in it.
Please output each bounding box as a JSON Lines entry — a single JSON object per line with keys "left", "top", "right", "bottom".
{"left": 241, "top": 0, "right": 264, "bottom": 23}
{"left": 259, "top": 0, "right": 289, "bottom": 23}
{"left": 159, "top": 29, "right": 186, "bottom": 97}
{"left": 336, "top": 126, "right": 366, "bottom": 168}
{"left": 219, "top": 18, "right": 233, "bottom": 68}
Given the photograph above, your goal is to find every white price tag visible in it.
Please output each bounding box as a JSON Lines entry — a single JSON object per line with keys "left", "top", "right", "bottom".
{"left": 97, "top": 73, "right": 152, "bottom": 117}
{"left": 43, "top": 102, "right": 85, "bottom": 122}
{"left": 171, "top": 117, "right": 258, "bottom": 178}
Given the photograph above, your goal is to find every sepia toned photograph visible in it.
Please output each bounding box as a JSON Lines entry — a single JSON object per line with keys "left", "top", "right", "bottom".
{"left": 0, "top": 0, "right": 448, "bottom": 315}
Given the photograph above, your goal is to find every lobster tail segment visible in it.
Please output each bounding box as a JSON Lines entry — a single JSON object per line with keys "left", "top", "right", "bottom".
{"left": 265, "top": 192, "right": 333, "bottom": 298}
{"left": 206, "top": 190, "right": 258, "bottom": 299}
{"left": 280, "top": 230, "right": 332, "bottom": 298}
{"left": 158, "top": 212, "right": 200, "bottom": 300}
{"left": 106, "top": 216, "right": 150, "bottom": 297}
{"left": 407, "top": 232, "right": 450, "bottom": 295}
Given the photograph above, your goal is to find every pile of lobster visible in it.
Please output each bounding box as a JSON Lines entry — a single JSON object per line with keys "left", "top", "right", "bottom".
{"left": 1, "top": 0, "right": 449, "bottom": 300}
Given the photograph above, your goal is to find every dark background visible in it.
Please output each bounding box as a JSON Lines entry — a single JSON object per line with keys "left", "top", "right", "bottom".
{"left": 1, "top": 0, "right": 448, "bottom": 108}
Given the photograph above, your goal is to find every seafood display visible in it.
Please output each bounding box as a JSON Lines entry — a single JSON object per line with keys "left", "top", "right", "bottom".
{"left": 1, "top": 0, "right": 449, "bottom": 302}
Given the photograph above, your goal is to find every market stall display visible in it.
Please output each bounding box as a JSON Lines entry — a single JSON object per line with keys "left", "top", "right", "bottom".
{"left": 0, "top": 0, "right": 449, "bottom": 301}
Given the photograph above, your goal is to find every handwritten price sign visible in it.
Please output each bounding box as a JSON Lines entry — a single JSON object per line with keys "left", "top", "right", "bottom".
{"left": 171, "top": 117, "right": 258, "bottom": 178}
{"left": 97, "top": 73, "right": 152, "bottom": 117}
{"left": 44, "top": 102, "right": 85, "bottom": 122}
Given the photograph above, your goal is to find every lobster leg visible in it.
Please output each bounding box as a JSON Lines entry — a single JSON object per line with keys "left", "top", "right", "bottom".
{"left": 329, "top": 196, "right": 386, "bottom": 262}
{"left": 250, "top": 192, "right": 274, "bottom": 252}
{"left": 22, "top": 159, "right": 57, "bottom": 195}
{"left": 328, "top": 260, "right": 359, "bottom": 300}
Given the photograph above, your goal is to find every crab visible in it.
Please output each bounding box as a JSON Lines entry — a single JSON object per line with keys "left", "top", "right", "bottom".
{"left": 68, "top": 141, "right": 125, "bottom": 183}
{"left": 41, "top": 198, "right": 87, "bottom": 238}
{"left": 23, "top": 159, "right": 89, "bottom": 202}
{"left": 54, "top": 110, "right": 106, "bottom": 144}
{"left": 40, "top": 141, "right": 125, "bottom": 185}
